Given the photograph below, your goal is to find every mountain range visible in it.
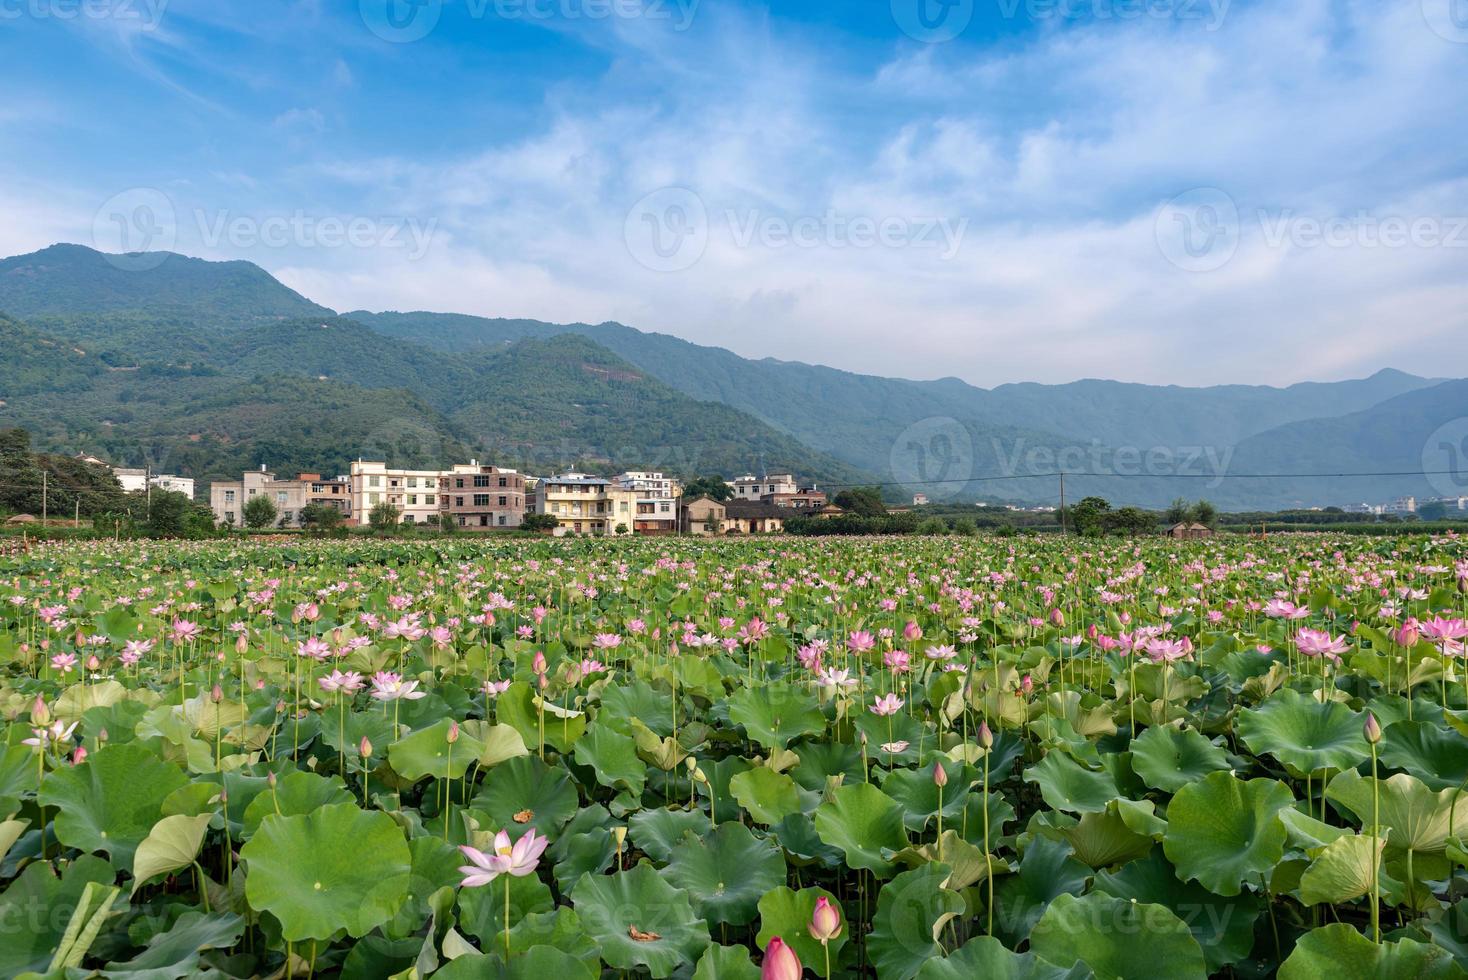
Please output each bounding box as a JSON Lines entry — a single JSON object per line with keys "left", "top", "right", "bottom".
{"left": 1, "top": 243, "right": 1462, "bottom": 510}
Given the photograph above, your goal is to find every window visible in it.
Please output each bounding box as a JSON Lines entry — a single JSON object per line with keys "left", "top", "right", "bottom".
{"left": 225, "top": 511, "right": 234, "bottom": 523}
{"left": 498, "top": 477, "right": 507, "bottom": 487}
{"left": 474, "top": 475, "right": 490, "bottom": 488}
{"left": 479, "top": 515, "right": 489, "bottom": 527}
{"left": 426, "top": 495, "right": 435, "bottom": 506}
{"left": 369, "top": 475, "right": 381, "bottom": 488}
{"left": 406, "top": 477, "right": 416, "bottom": 489}
{"left": 455, "top": 496, "right": 464, "bottom": 507}
{"left": 276, "top": 492, "right": 288, "bottom": 505}
{"left": 369, "top": 492, "right": 380, "bottom": 505}
{"left": 498, "top": 496, "right": 507, "bottom": 506}
{"left": 224, "top": 490, "right": 235, "bottom": 504}
{"left": 408, "top": 495, "right": 418, "bottom": 506}
{"left": 474, "top": 494, "right": 490, "bottom": 507}
{"left": 498, "top": 515, "right": 507, "bottom": 526}
{"left": 458, "top": 516, "right": 466, "bottom": 526}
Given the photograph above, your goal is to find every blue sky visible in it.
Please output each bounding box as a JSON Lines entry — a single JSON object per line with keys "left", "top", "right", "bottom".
{"left": 2, "top": 0, "right": 1466, "bottom": 386}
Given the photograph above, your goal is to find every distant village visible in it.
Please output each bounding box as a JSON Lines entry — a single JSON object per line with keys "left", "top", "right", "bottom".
{"left": 182, "top": 462, "right": 836, "bottom": 536}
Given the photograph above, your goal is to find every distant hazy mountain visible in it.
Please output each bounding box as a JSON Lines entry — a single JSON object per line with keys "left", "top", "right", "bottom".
{"left": 1, "top": 244, "right": 1460, "bottom": 509}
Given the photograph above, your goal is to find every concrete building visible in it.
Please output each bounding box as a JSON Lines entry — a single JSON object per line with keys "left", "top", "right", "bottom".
{"left": 350, "top": 461, "right": 443, "bottom": 526}
{"left": 1384, "top": 496, "right": 1417, "bottom": 515}
{"left": 680, "top": 496, "right": 727, "bottom": 535}
{"left": 440, "top": 462, "right": 526, "bottom": 530}
{"left": 534, "top": 473, "right": 638, "bottom": 535}
{"left": 614, "top": 471, "right": 681, "bottom": 534}
{"left": 732, "top": 473, "right": 798, "bottom": 501}
{"left": 210, "top": 468, "right": 350, "bottom": 527}
{"left": 113, "top": 467, "right": 196, "bottom": 500}
{"left": 912, "top": 493, "right": 929, "bottom": 506}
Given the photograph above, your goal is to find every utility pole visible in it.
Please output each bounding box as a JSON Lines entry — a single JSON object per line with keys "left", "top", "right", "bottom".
{"left": 74, "top": 499, "right": 79, "bottom": 528}
{"left": 1058, "top": 471, "right": 1066, "bottom": 535}
{"left": 41, "top": 471, "right": 47, "bottom": 525}
{"left": 146, "top": 465, "right": 152, "bottom": 522}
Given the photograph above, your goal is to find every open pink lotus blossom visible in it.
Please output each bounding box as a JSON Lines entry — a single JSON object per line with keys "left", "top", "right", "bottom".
{"left": 370, "top": 671, "right": 426, "bottom": 701}
{"left": 1296, "top": 628, "right": 1350, "bottom": 662}
{"left": 457, "top": 828, "right": 548, "bottom": 887}
{"left": 869, "top": 693, "right": 904, "bottom": 716}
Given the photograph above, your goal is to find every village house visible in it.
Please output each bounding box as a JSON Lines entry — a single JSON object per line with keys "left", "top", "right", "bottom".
{"left": 112, "top": 466, "right": 196, "bottom": 500}
{"left": 210, "top": 467, "right": 351, "bottom": 527}
{"left": 680, "top": 495, "right": 727, "bottom": 535}
{"left": 350, "top": 461, "right": 443, "bottom": 526}
{"left": 534, "top": 473, "right": 639, "bottom": 535}
{"left": 1167, "top": 522, "right": 1214, "bottom": 540}
{"left": 614, "top": 471, "right": 682, "bottom": 534}
{"left": 439, "top": 462, "right": 526, "bottom": 530}
{"left": 722, "top": 500, "right": 787, "bottom": 534}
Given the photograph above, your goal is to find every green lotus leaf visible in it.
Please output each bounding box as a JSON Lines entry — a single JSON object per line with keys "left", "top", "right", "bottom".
{"left": 789, "top": 741, "right": 864, "bottom": 792}
{"left": 130, "top": 813, "right": 213, "bottom": 894}
{"left": 1278, "top": 923, "right": 1466, "bottom": 979}
{"left": 0, "top": 854, "right": 114, "bottom": 977}
{"left": 1279, "top": 805, "right": 1351, "bottom": 850}
{"left": 38, "top": 742, "right": 189, "bottom": 869}
{"left": 1129, "top": 723, "right": 1231, "bottom": 793}
{"left": 1298, "top": 831, "right": 1388, "bottom": 906}
{"left": 507, "top": 907, "right": 600, "bottom": 971}
{"left": 692, "top": 944, "right": 761, "bottom": 980}
{"left": 813, "top": 782, "right": 909, "bottom": 877}
{"left": 574, "top": 721, "right": 647, "bottom": 797}
{"left": 1024, "top": 752, "right": 1121, "bottom": 814}
{"left": 0, "top": 817, "right": 27, "bottom": 867}
{"left": 100, "top": 910, "right": 245, "bottom": 979}
{"left": 385, "top": 835, "right": 465, "bottom": 940}
{"left": 1379, "top": 721, "right": 1468, "bottom": 791}
{"left": 497, "top": 681, "right": 585, "bottom": 753}
{"left": 241, "top": 802, "right": 412, "bottom": 942}
{"left": 891, "top": 829, "right": 1006, "bottom": 892}
{"left": 662, "top": 822, "right": 785, "bottom": 926}
{"left": 570, "top": 862, "right": 710, "bottom": 978}
{"left": 387, "top": 717, "right": 486, "bottom": 781}
{"left": 1094, "top": 847, "right": 1262, "bottom": 972}
{"left": 627, "top": 807, "right": 711, "bottom": 863}
{"left": 0, "top": 744, "right": 41, "bottom": 813}
{"left": 880, "top": 759, "right": 975, "bottom": 832}
{"left": 990, "top": 836, "right": 1090, "bottom": 947}
{"left": 1163, "top": 771, "right": 1294, "bottom": 897}
{"left": 868, "top": 862, "right": 966, "bottom": 980}
{"left": 728, "top": 766, "right": 804, "bottom": 825}
{"left": 457, "top": 872, "right": 554, "bottom": 945}
{"left": 1326, "top": 769, "right": 1468, "bottom": 866}
{"left": 54, "top": 679, "right": 129, "bottom": 724}
{"left": 471, "top": 755, "right": 580, "bottom": 842}
{"left": 1236, "top": 688, "right": 1368, "bottom": 775}
{"left": 433, "top": 946, "right": 597, "bottom": 980}
{"left": 1030, "top": 892, "right": 1207, "bottom": 980}
{"left": 917, "top": 936, "right": 1091, "bottom": 980}
{"left": 457, "top": 721, "right": 529, "bottom": 769}
{"left": 319, "top": 708, "right": 396, "bottom": 766}
{"left": 726, "top": 683, "right": 826, "bottom": 750}
{"left": 1054, "top": 808, "right": 1154, "bottom": 869}
{"left": 754, "top": 886, "right": 848, "bottom": 978}
{"left": 600, "top": 679, "right": 675, "bottom": 736}
{"left": 241, "top": 770, "right": 354, "bottom": 838}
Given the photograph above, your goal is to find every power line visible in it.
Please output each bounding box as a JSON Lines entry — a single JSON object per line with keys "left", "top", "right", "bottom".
{"left": 816, "top": 468, "right": 1468, "bottom": 490}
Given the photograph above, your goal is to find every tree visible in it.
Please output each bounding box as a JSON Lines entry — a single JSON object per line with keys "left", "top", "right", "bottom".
{"left": 1190, "top": 500, "right": 1218, "bottom": 527}
{"left": 916, "top": 517, "right": 949, "bottom": 535}
{"left": 1068, "top": 496, "right": 1111, "bottom": 536}
{"left": 833, "top": 486, "right": 887, "bottom": 517}
{"left": 300, "top": 502, "right": 345, "bottom": 531}
{"left": 368, "top": 500, "right": 401, "bottom": 531}
{"left": 436, "top": 513, "right": 459, "bottom": 533}
{"left": 1419, "top": 501, "right": 1449, "bottom": 522}
{"left": 241, "top": 494, "right": 278, "bottom": 529}
{"left": 683, "top": 476, "right": 734, "bottom": 501}
{"left": 1104, "top": 506, "right": 1157, "bottom": 536}
{"left": 1165, "top": 497, "right": 1191, "bottom": 526}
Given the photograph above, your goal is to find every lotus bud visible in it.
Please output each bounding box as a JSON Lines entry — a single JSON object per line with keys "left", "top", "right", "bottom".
{"left": 611, "top": 826, "right": 627, "bottom": 848}
{"left": 359, "top": 736, "right": 373, "bottom": 758}
{"left": 236, "top": 633, "right": 248, "bottom": 653}
{"left": 1363, "top": 712, "right": 1381, "bottom": 745}
{"left": 31, "top": 695, "right": 51, "bottom": 726}
{"left": 978, "top": 721, "right": 994, "bottom": 749}
{"left": 810, "top": 896, "right": 843, "bottom": 943}
{"left": 72, "top": 745, "right": 87, "bottom": 765}
{"left": 1020, "top": 674, "right": 1033, "bottom": 695}
{"left": 98, "top": 727, "right": 109, "bottom": 743}
{"left": 1393, "top": 622, "right": 1420, "bottom": 648}
{"left": 933, "top": 762, "right": 949, "bottom": 788}
{"left": 903, "top": 620, "right": 922, "bottom": 643}
{"left": 1049, "top": 608, "right": 1065, "bottom": 627}
{"left": 446, "top": 721, "right": 460, "bottom": 744}
{"left": 532, "top": 651, "right": 547, "bottom": 675}
{"left": 211, "top": 684, "right": 224, "bottom": 704}
{"left": 268, "top": 771, "right": 278, "bottom": 788}
{"left": 761, "top": 937, "right": 802, "bottom": 980}
{"left": 86, "top": 654, "right": 101, "bottom": 671}
{"left": 685, "top": 757, "right": 698, "bottom": 772}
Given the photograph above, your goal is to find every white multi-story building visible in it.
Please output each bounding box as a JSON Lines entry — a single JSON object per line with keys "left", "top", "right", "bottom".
{"left": 112, "top": 467, "right": 196, "bottom": 500}
{"left": 350, "top": 461, "right": 444, "bottom": 525}
{"left": 613, "top": 471, "right": 681, "bottom": 534}
{"left": 1384, "top": 496, "right": 1417, "bottom": 515}
{"left": 732, "top": 473, "right": 798, "bottom": 500}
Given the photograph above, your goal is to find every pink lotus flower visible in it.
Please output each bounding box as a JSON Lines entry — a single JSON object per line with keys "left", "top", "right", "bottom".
{"left": 1420, "top": 617, "right": 1468, "bottom": 642}
{"left": 1296, "top": 628, "right": 1350, "bottom": 662}
{"left": 50, "top": 652, "right": 77, "bottom": 673}
{"left": 592, "top": 633, "right": 623, "bottom": 650}
{"left": 762, "top": 937, "right": 802, "bottom": 980}
{"left": 297, "top": 637, "right": 331, "bottom": 660}
{"left": 1145, "top": 638, "right": 1192, "bottom": 663}
{"left": 924, "top": 644, "right": 957, "bottom": 662}
{"left": 903, "top": 620, "right": 923, "bottom": 643}
{"left": 170, "top": 619, "right": 202, "bottom": 643}
{"left": 847, "top": 630, "right": 876, "bottom": 654}
{"left": 370, "top": 671, "right": 426, "bottom": 702}
{"left": 1264, "top": 599, "right": 1310, "bottom": 621}
{"left": 869, "top": 693, "right": 903, "bottom": 716}
{"left": 319, "top": 670, "right": 365, "bottom": 694}
{"left": 483, "top": 678, "right": 512, "bottom": 697}
{"left": 457, "top": 828, "right": 548, "bottom": 887}
{"left": 810, "top": 895, "right": 842, "bottom": 942}
{"left": 883, "top": 650, "right": 911, "bottom": 673}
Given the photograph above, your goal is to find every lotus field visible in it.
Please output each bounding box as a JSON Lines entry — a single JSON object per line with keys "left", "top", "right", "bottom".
{"left": 3, "top": 535, "right": 1468, "bottom": 978}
